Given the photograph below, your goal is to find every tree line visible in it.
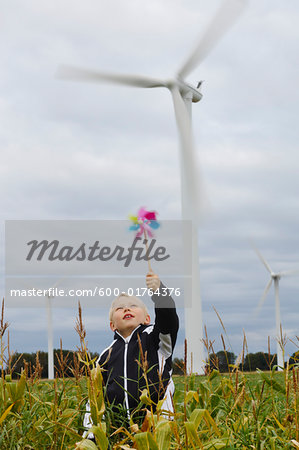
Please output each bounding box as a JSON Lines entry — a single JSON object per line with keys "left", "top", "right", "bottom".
{"left": 2, "top": 349, "right": 100, "bottom": 379}
{"left": 1, "top": 349, "right": 298, "bottom": 378}
{"left": 173, "top": 350, "right": 299, "bottom": 375}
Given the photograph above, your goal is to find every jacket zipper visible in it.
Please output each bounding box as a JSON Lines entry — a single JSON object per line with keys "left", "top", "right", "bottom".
{"left": 124, "top": 340, "right": 130, "bottom": 418}
{"left": 116, "top": 326, "right": 141, "bottom": 419}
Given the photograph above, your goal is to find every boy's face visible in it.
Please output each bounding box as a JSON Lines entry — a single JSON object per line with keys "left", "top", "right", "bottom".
{"left": 110, "top": 296, "right": 150, "bottom": 338}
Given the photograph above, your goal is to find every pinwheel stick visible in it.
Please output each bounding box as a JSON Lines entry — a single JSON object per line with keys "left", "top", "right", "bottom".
{"left": 143, "top": 228, "right": 152, "bottom": 272}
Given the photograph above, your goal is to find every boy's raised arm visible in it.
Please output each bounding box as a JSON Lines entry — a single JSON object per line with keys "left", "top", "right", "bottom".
{"left": 146, "top": 272, "right": 179, "bottom": 337}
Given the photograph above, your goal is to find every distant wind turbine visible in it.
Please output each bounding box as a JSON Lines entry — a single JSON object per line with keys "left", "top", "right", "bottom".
{"left": 253, "top": 245, "right": 299, "bottom": 371}
{"left": 57, "top": 0, "right": 248, "bottom": 373}
{"left": 24, "top": 281, "right": 60, "bottom": 379}
{"left": 45, "top": 288, "right": 55, "bottom": 380}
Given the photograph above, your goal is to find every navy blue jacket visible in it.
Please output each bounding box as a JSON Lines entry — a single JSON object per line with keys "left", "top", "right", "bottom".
{"left": 98, "top": 284, "right": 179, "bottom": 414}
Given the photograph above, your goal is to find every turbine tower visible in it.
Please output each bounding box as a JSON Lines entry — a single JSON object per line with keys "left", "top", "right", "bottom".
{"left": 46, "top": 289, "right": 55, "bottom": 380}
{"left": 58, "top": 0, "right": 247, "bottom": 374}
{"left": 25, "top": 282, "right": 58, "bottom": 379}
{"left": 254, "top": 246, "right": 299, "bottom": 371}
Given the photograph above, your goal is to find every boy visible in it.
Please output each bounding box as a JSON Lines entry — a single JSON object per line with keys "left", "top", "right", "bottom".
{"left": 83, "top": 272, "right": 179, "bottom": 436}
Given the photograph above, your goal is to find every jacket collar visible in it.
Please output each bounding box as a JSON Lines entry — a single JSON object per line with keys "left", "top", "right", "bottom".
{"left": 114, "top": 324, "right": 148, "bottom": 343}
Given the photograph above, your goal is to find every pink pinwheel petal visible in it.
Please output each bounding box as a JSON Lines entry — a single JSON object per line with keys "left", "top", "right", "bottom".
{"left": 144, "top": 211, "right": 156, "bottom": 221}
{"left": 137, "top": 207, "right": 148, "bottom": 220}
{"left": 135, "top": 222, "right": 144, "bottom": 237}
{"left": 143, "top": 222, "right": 153, "bottom": 238}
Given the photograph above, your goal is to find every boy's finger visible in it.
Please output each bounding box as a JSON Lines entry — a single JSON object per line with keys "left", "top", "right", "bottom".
{"left": 146, "top": 271, "right": 155, "bottom": 278}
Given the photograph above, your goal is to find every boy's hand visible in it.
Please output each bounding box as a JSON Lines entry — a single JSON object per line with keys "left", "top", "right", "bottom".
{"left": 146, "top": 272, "right": 161, "bottom": 292}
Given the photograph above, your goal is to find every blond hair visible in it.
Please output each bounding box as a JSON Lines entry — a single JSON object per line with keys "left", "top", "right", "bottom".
{"left": 109, "top": 293, "right": 148, "bottom": 322}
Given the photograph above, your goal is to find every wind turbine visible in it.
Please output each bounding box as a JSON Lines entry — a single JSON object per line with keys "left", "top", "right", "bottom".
{"left": 24, "top": 281, "right": 60, "bottom": 379}
{"left": 57, "top": 0, "right": 247, "bottom": 374}
{"left": 254, "top": 246, "right": 299, "bottom": 371}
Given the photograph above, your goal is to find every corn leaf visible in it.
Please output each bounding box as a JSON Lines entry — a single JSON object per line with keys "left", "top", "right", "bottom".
{"left": 257, "top": 370, "right": 286, "bottom": 394}
{"left": 88, "top": 365, "right": 105, "bottom": 425}
{"left": 209, "top": 369, "right": 220, "bottom": 381}
{"left": 203, "top": 438, "right": 229, "bottom": 449}
{"left": 134, "top": 432, "right": 151, "bottom": 450}
{"left": 91, "top": 425, "right": 109, "bottom": 450}
{"left": 203, "top": 409, "right": 220, "bottom": 437}
{"left": 272, "top": 415, "right": 286, "bottom": 432}
{"left": 147, "top": 433, "right": 159, "bottom": 450}
{"left": 189, "top": 408, "right": 205, "bottom": 429}
{"left": 156, "top": 420, "right": 171, "bottom": 449}
{"left": 185, "top": 421, "right": 202, "bottom": 446}
{"left": 185, "top": 390, "right": 199, "bottom": 404}
{"left": 75, "top": 439, "right": 98, "bottom": 449}
{"left": 140, "top": 389, "right": 153, "bottom": 406}
{"left": 0, "top": 402, "right": 15, "bottom": 425}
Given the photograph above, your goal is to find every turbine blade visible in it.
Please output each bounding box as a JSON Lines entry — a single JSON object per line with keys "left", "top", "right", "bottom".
{"left": 278, "top": 269, "right": 299, "bottom": 277}
{"left": 251, "top": 243, "right": 273, "bottom": 274}
{"left": 255, "top": 278, "right": 273, "bottom": 316}
{"left": 57, "top": 65, "right": 166, "bottom": 89}
{"left": 170, "top": 86, "right": 201, "bottom": 223}
{"left": 177, "top": 0, "right": 248, "bottom": 79}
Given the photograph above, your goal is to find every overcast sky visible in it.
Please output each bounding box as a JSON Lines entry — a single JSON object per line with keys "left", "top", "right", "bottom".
{"left": 1, "top": 0, "right": 299, "bottom": 362}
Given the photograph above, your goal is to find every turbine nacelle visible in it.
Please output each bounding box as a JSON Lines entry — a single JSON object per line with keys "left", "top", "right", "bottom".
{"left": 176, "top": 79, "right": 203, "bottom": 103}
{"left": 163, "top": 78, "right": 203, "bottom": 103}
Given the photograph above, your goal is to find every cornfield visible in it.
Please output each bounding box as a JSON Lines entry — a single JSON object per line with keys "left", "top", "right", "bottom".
{"left": 0, "top": 301, "right": 298, "bottom": 449}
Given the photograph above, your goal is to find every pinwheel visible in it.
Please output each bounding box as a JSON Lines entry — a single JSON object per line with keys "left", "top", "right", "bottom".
{"left": 129, "top": 207, "right": 159, "bottom": 237}
{"left": 129, "top": 207, "right": 160, "bottom": 271}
